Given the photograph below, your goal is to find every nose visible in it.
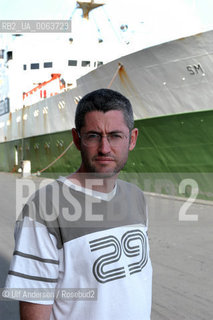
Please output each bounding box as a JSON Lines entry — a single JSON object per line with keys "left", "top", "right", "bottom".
{"left": 98, "top": 136, "right": 111, "bottom": 154}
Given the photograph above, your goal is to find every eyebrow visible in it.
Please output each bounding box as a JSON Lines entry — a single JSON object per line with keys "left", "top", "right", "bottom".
{"left": 85, "top": 130, "right": 125, "bottom": 135}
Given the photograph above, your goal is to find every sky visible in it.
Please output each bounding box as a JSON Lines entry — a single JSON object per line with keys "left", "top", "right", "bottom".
{"left": 0, "top": 0, "right": 213, "bottom": 50}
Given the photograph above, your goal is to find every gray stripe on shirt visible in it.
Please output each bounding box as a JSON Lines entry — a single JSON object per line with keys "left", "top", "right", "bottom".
{"left": 8, "top": 271, "right": 58, "bottom": 283}
{"left": 13, "top": 250, "right": 59, "bottom": 265}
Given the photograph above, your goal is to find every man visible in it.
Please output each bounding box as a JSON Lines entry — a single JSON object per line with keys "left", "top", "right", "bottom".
{"left": 5, "top": 88, "right": 152, "bottom": 319}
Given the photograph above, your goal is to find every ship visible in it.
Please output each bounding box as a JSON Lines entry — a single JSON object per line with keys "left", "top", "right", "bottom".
{"left": 0, "top": 1, "right": 213, "bottom": 202}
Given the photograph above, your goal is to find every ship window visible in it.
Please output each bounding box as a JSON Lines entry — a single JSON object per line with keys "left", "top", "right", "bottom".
{"left": 5, "top": 98, "right": 9, "bottom": 113}
{"left": 31, "top": 63, "right": 39, "bottom": 69}
{"left": 23, "top": 64, "right": 27, "bottom": 70}
{"left": 7, "top": 51, "right": 13, "bottom": 61}
{"left": 0, "top": 98, "right": 10, "bottom": 116}
{"left": 44, "top": 62, "right": 53, "bottom": 68}
{"left": 0, "top": 49, "right": 4, "bottom": 59}
{"left": 97, "top": 61, "right": 103, "bottom": 67}
{"left": 68, "top": 60, "right": 77, "bottom": 66}
{"left": 81, "top": 60, "right": 90, "bottom": 67}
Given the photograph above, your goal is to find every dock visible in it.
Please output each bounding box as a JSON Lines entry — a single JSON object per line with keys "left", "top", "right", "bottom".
{"left": 0, "top": 172, "right": 212, "bottom": 319}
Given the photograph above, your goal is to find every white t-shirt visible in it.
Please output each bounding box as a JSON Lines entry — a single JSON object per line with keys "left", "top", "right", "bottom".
{"left": 5, "top": 177, "right": 152, "bottom": 320}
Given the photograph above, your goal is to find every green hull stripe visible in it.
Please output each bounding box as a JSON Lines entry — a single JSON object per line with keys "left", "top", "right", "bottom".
{"left": 1, "top": 109, "right": 213, "bottom": 200}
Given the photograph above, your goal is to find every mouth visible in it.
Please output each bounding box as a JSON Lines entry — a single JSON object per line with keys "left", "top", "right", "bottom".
{"left": 94, "top": 157, "right": 115, "bottom": 163}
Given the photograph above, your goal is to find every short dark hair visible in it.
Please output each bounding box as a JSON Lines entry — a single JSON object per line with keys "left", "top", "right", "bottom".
{"left": 75, "top": 88, "right": 134, "bottom": 133}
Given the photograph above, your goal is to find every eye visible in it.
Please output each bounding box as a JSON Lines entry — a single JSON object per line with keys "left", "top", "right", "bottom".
{"left": 86, "top": 133, "right": 100, "bottom": 140}
{"left": 110, "top": 133, "right": 123, "bottom": 139}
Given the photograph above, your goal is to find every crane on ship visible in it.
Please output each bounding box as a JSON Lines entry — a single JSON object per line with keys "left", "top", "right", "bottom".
{"left": 76, "top": 0, "right": 105, "bottom": 19}
{"left": 70, "top": 1, "right": 131, "bottom": 45}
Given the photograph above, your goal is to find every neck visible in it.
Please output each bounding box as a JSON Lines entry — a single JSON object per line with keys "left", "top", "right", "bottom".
{"left": 67, "top": 167, "right": 118, "bottom": 193}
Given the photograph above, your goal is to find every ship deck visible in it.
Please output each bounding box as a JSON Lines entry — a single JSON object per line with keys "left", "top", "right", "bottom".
{"left": 0, "top": 172, "right": 212, "bottom": 319}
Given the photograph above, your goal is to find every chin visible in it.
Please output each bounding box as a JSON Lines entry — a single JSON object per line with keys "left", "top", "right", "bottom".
{"left": 95, "top": 171, "right": 118, "bottom": 179}
{"left": 87, "top": 169, "right": 117, "bottom": 179}
{"left": 83, "top": 160, "right": 127, "bottom": 178}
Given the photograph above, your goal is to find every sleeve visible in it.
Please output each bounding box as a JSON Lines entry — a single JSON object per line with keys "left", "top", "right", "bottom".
{"left": 4, "top": 200, "right": 60, "bottom": 305}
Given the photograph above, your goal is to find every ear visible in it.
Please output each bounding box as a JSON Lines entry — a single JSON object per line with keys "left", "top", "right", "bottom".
{"left": 72, "top": 128, "right": 81, "bottom": 151}
{"left": 129, "top": 128, "right": 138, "bottom": 151}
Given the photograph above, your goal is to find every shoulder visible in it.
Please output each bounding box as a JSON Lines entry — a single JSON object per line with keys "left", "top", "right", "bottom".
{"left": 116, "top": 179, "right": 148, "bottom": 226}
{"left": 18, "top": 179, "right": 64, "bottom": 224}
{"left": 116, "top": 179, "right": 147, "bottom": 207}
{"left": 117, "top": 179, "right": 145, "bottom": 197}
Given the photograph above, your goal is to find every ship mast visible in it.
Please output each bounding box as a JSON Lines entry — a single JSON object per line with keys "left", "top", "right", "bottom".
{"left": 76, "top": 0, "right": 105, "bottom": 19}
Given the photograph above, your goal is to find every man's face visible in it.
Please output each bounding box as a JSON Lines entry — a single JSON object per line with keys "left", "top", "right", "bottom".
{"left": 73, "top": 110, "right": 138, "bottom": 177}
